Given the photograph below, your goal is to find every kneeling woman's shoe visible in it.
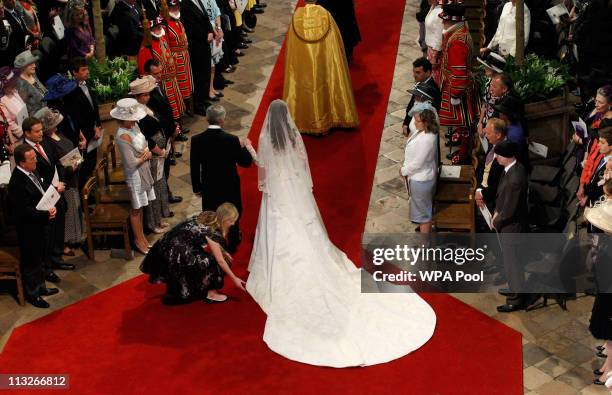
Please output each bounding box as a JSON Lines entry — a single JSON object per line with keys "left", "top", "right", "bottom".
{"left": 205, "top": 295, "right": 228, "bottom": 304}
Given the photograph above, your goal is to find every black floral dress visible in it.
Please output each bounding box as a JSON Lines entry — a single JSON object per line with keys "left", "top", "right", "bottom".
{"left": 141, "top": 217, "right": 226, "bottom": 300}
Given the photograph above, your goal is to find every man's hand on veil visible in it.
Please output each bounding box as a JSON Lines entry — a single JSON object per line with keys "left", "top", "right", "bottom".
{"left": 232, "top": 276, "right": 247, "bottom": 291}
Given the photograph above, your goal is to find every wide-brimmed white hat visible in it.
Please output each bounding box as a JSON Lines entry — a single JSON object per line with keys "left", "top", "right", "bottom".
{"left": 110, "top": 98, "right": 147, "bottom": 121}
{"left": 585, "top": 199, "right": 612, "bottom": 234}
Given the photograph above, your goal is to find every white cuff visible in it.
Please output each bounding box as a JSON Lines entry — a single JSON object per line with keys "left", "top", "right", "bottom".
{"left": 450, "top": 97, "right": 461, "bottom": 106}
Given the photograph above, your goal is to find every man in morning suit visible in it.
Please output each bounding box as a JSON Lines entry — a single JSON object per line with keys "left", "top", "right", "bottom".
{"left": 7, "top": 144, "right": 59, "bottom": 308}
{"left": 402, "top": 57, "right": 441, "bottom": 135}
{"left": 22, "top": 117, "right": 73, "bottom": 281}
{"left": 181, "top": 0, "right": 214, "bottom": 115}
{"left": 1, "top": 0, "right": 26, "bottom": 68}
{"left": 476, "top": 118, "right": 508, "bottom": 213}
{"left": 110, "top": 0, "right": 145, "bottom": 57}
{"left": 64, "top": 58, "right": 102, "bottom": 193}
{"left": 190, "top": 105, "right": 253, "bottom": 252}
{"left": 492, "top": 140, "right": 531, "bottom": 313}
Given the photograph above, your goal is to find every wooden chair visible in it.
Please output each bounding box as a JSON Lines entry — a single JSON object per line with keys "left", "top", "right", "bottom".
{"left": 433, "top": 173, "right": 477, "bottom": 233}
{"left": 94, "top": 158, "right": 131, "bottom": 204}
{"left": 0, "top": 247, "right": 25, "bottom": 306}
{"left": 82, "top": 177, "right": 132, "bottom": 261}
{"left": 103, "top": 135, "right": 126, "bottom": 185}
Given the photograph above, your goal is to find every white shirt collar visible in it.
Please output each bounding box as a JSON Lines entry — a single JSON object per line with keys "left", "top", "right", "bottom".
{"left": 17, "top": 165, "right": 31, "bottom": 177}
{"left": 25, "top": 138, "right": 38, "bottom": 147}
{"left": 208, "top": 125, "right": 222, "bottom": 129}
{"left": 504, "top": 159, "right": 517, "bottom": 173}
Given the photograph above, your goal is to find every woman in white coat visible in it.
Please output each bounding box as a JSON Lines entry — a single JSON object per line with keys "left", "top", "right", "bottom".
{"left": 400, "top": 103, "right": 439, "bottom": 233}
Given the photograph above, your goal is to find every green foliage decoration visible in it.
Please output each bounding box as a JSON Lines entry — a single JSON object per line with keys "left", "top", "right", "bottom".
{"left": 88, "top": 57, "right": 137, "bottom": 103}
{"left": 474, "top": 54, "right": 572, "bottom": 104}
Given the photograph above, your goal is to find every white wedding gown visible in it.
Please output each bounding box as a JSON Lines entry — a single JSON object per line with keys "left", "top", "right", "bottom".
{"left": 246, "top": 100, "right": 436, "bottom": 368}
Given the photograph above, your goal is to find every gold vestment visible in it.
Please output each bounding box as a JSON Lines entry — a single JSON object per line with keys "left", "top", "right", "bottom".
{"left": 283, "top": 4, "right": 359, "bottom": 134}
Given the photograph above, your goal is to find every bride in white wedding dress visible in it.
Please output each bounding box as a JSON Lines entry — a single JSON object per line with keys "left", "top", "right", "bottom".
{"left": 246, "top": 100, "right": 436, "bottom": 368}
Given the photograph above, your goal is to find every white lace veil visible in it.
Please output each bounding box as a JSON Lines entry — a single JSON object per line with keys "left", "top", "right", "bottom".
{"left": 257, "top": 99, "right": 313, "bottom": 195}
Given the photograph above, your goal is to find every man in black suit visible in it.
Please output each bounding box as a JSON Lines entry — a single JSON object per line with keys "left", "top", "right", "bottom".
{"left": 585, "top": 127, "right": 612, "bottom": 206}
{"left": 110, "top": 0, "right": 144, "bottom": 56}
{"left": 8, "top": 144, "right": 59, "bottom": 308}
{"left": 64, "top": 58, "right": 101, "bottom": 191}
{"left": 190, "top": 104, "right": 253, "bottom": 252}
{"left": 1, "top": 0, "right": 26, "bottom": 67}
{"left": 181, "top": 0, "right": 214, "bottom": 115}
{"left": 476, "top": 118, "right": 507, "bottom": 213}
{"left": 492, "top": 140, "right": 531, "bottom": 313}
{"left": 22, "top": 117, "right": 73, "bottom": 280}
{"left": 475, "top": 118, "right": 510, "bottom": 282}
{"left": 402, "top": 57, "right": 441, "bottom": 135}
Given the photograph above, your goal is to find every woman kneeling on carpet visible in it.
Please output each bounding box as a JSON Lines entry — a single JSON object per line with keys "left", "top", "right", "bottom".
{"left": 141, "top": 203, "right": 247, "bottom": 305}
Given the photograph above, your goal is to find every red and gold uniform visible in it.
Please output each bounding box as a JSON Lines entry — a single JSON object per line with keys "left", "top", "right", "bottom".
{"left": 165, "top": 16, "right": 194, "bottom": 100}
{"left": 137, "top": 34, "right": 185, "bottom": 120}
{"left": 438, "top": 21, "right": 476, "bottom": 128}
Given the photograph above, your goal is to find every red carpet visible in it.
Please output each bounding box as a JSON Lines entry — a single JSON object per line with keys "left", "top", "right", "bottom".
{"left": 0, "top": 1, "right": 523, "bottom": 394}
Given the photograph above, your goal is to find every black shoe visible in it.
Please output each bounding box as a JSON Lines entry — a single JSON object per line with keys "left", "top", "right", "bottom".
{"left": 165, "top": 211, "right": 175, "bottom": 217}
{"left": 243, "top": 38, "right": 252, "bottom": 44}
{"left": 597, "top": 351, "right": 608, "bottom": 358}
{"left": 597, "top": 346, "right": 605, "bottom": 352}
{"left": 243, "top": 26, "right": 254, "bottom": 33}
{"left": 594, "top": 378, "right": 606, "bottom": 385}
{"left": 27, "top": 296, "right": 50, "bottom": 308}
{"left": 40, "top": 287, "right": 59, "bottom": 296}
{"left": 256, "top": 2, "right": 267, "bottom": 7}
{"left": 252, "top": 7, "right": 264, "bottom": 14}
{"left": 498, "top": 288, "right": 512, "bottom": 296}
{"left": 496, "top": 303, "right": 524, "bottom": 313}
{"left": 174, "top": 151, "right": 183, "bottom": 158}
{"left": 594, "top": 369, "right": 604, "bottom": 376}
{"left": 181, "top": 126, "right": 190, "bottom": 134}
{"left": 169, "top": 158, "right": 177, "bottom": 166}
{"left": 444, "top": 130, "right": 453, "bottom": 138}
{"left": 208, "top": 95, "right": 220, "bottom": 102}
{"left": 46, "top": 272, "right": 61, "bottom": 283}
{"left": 175, "top": 133, "right": 188, "bottom": 142}
{"left": 238, "top": 42, "right": 249, "bottom": 49}
{"left": 53, "top": 262, "right": 75, "bottom": 271}
{"left": 169, "top": 195, "right": 183, "bottom": 204}
{"left": 224, "top": 66, "right": 236, "bottom": 73}
{"left": 215, "top": 91, "right": 224, "bottom": 98}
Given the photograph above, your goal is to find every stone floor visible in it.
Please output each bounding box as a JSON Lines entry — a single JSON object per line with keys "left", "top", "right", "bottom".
{"left": 0, "top": 1, "right": 608, "bottom": 394}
